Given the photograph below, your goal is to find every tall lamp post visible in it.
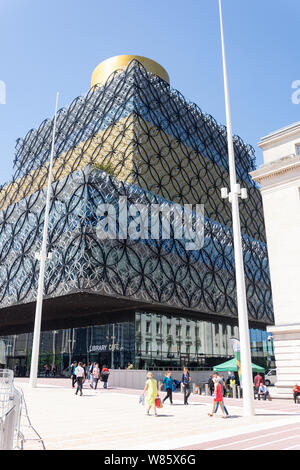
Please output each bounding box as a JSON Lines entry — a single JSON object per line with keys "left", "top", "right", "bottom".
{"left": 218, "top": 0, "right": 255, "bottom": 416}
{"left": 29, "top": 93, "right": 59, "bottom": 388}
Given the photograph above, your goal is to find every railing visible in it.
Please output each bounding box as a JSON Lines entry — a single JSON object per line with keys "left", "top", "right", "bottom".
{"left": 0, "top": 369, "right": 23, "bottom": 450}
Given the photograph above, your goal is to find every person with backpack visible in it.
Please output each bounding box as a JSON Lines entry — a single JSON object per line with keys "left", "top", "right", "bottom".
{"left": 71, "top": 361, "right": 78, "bottom": 388}
{"left": 101, "top": 365, "right": 110, "bottom": 389}
{"left": 162, "top": 371, "right": 173, "bottom": 405}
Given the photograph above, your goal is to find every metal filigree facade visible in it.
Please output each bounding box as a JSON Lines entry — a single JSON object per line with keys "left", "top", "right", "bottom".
{"left": 0, "top": 60, "right": 273, "bottom": 327}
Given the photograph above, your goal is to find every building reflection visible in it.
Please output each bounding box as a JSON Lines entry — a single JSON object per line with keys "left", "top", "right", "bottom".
{"left": 0, "top": 311, "right": 274, "bottom": 376}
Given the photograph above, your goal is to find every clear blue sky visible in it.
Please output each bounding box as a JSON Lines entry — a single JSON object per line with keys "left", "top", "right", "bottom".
{"left": 0, "top": 0, "right": 299, "bottom": 185}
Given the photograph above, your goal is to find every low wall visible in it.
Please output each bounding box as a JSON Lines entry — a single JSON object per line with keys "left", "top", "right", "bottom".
{"left": 108, "top": 369, "right": 214, "bottom": 390}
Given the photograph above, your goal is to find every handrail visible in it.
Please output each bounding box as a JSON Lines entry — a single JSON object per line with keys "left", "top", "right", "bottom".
{"left": 0, "top": 369, "right": 23, "bottom": 450}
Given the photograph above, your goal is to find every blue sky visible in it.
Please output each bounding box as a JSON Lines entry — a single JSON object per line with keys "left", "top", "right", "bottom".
{"left": 0, "top": 0, "right": 299, "bottom": 185}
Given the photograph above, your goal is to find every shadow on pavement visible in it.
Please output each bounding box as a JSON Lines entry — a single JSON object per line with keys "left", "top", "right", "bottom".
{"left": 256, "top": 413, "right": 300, "bottom": 417}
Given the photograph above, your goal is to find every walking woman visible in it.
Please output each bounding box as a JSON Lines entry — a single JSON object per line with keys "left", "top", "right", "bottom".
{"left": 91, "top": 363, "right": 100, "bottom": 390}
{"left": 162, "top": 371, "right": 173, "bottom": 405}
{"left": 143, "top": 372, "right": 159, "bottom": 416}
{"left": 181, "top": 367, "right": 191, "bottom": 405}
{"left": 208, "top": 377, "right": 229, "bottom": 418}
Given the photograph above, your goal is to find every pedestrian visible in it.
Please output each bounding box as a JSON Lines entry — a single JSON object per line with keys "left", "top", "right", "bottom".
{"left": 82, "top": 363, "right": 87, "bottom": 381}
{"left": 208, "top": 377, "right": 229, "bottom": 418}
{"left": 87, "top": 362, "right": 93, "bottom": 381}
{"left": 101, "top": 365, "right": 110, "bottom": 389}
{"left": 71, "top": 361, "right": 78, "bottom": 388}
{"left": 254, "top": 373, "right": 263, "bottom": 392}
{"left": 208, "top": 374, "right": 214, "bottom": 396}
{"left": 162, "top": 371, "right": 173, "bottom": 405}
{"left": 213, "top": 372, "right": 226, "bottom": 397}
{"left": 74, "top": 362, "right": 85, "bottom": 396}
{"left": 89, "top": 362, "right": 96, "bottom": 387}
{"left": 220, "top": 375, "right": 226, "bottom": 397}
{"left": 91, "top": 363, "right": 100, "bottom": 390}
{"left": 143, "top": 372, "right": 159, "bottom": 417}
{"left": 257, "top": 383, "right": 270, "bottom": 401}
{"left": 181, "top": 367, "right": 191, "bottom": 405}
{"left": 226, "top": 374, "right": 236, "bottom": 397}
{"left": 44, "top": 364, "right": 50, "bottom": 377}
{"left": 293, "top": 384, "right": 300, "bottom": 404}
{"left": 52, "top": 365, "right": 57, "bottom": 377}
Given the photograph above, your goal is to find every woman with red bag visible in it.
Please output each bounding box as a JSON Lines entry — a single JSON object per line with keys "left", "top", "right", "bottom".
{"left": 208, "top": 377, "right": 228, "bottom": 418}
{"left": 143, "top": 372, "right": 160, "bottom": 417}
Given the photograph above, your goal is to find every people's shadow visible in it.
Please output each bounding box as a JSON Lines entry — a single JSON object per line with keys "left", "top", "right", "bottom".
{"left": 224, "top": 415, "right": 241, "bottom": 419}
{"left": 171, "top": 403, "right": 206, "bottom": 406}
{"left": 155, "top": 414, "right": 174, "bottom": 418}
{"left": 257, "top": 412, "right": 300, "bottom": 417}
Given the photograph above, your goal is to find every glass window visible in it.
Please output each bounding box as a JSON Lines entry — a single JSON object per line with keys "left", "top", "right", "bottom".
{"left": 296, "top": 144, "right": 300, "bottom": 155}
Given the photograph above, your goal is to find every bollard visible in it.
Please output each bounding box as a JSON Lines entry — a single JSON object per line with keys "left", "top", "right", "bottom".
{"left": 232, "top": 384, "right": 237, "bottom": 399}
{"left": 237, "top": 386, "right": 241, "bottom": 399}
{"left": 205, "top": 384, "right": 209, "bottom": 396}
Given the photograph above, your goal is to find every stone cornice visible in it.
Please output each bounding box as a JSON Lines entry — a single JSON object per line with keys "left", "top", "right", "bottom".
{"left": 267, "top": 323, "right": 300, "bottom": 334}
{"left": 259, "top": 121, "right": 300, "bottom": 149}
{"left": 250, "top": 154, "right": 300, "bottom": 184}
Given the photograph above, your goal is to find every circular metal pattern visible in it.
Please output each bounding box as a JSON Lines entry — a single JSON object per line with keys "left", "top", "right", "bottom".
{"left": 0, "top": 61, "right": 273, "bottom": 324}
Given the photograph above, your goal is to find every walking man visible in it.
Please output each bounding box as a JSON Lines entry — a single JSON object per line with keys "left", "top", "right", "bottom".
{"left": 208, "top": 374, "right": 214, "bottom": 396}
{"left": 71, "top": 361, "right": 77, "bottom": 388}
{"left": 182, "top": 367, "right": 191, "bottom": 405}
{"left": 74, "top": 362, "right": 85, "bottom": 396}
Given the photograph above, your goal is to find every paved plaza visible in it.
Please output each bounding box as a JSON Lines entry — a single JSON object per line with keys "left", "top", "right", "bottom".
{"left": 14, "top": 378, "right": 300, "bottom": 451}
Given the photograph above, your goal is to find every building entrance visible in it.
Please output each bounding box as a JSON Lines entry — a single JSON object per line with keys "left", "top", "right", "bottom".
{"left": 7, "top": 356, "right": 27, "bottom": 377}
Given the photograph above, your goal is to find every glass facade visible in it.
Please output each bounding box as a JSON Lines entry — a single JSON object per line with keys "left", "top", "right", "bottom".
{"left": 0, "top": 311, "right": 274, "bottom": 376}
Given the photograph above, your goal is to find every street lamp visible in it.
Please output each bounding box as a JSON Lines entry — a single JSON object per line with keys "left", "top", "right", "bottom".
{"left": 218, "top": 0, "right": 255, "bottom": 416}
{"left": 52, "top": 330, "right": 58, "bottom": 370}
{"left": 29, "top": 93, "right": 59, "bottom": 388}
{"left": 106, "top": 324, "right": 116, "bottom": 369}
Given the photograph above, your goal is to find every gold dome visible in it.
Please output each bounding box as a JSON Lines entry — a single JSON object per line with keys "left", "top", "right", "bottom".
{"left": 91, "top": 55, "right": 170, "bottom": 88}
